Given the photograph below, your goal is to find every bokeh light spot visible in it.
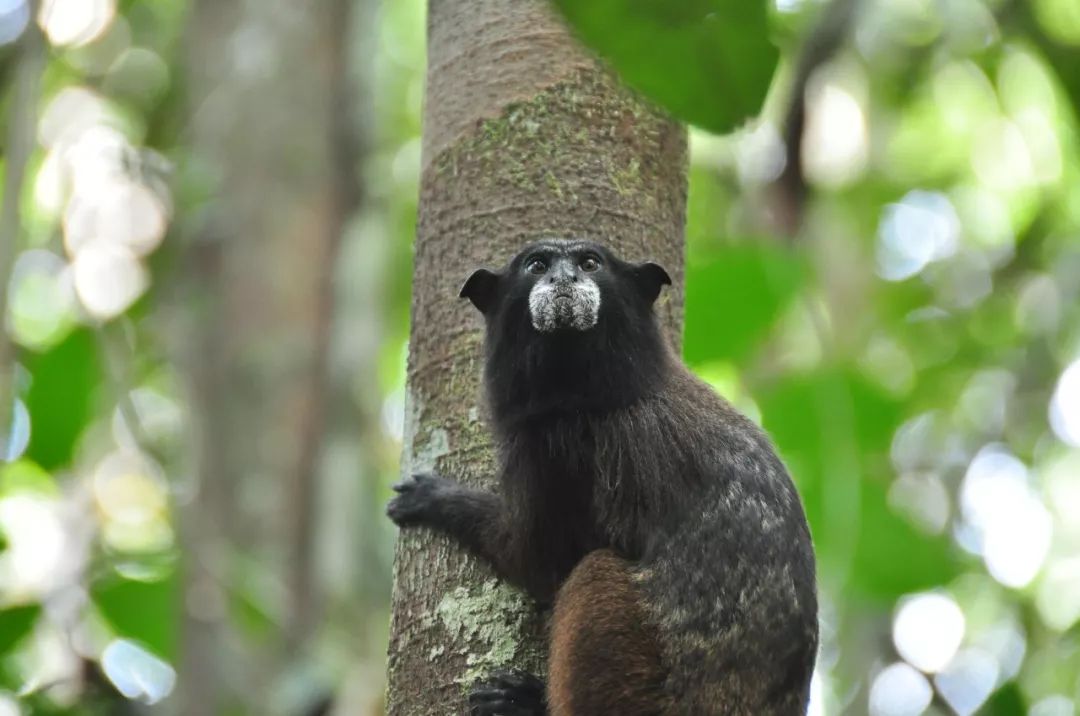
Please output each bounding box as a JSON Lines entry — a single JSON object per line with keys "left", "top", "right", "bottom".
{"left": 1030, "top": 695, "right": 1076, "bottom": 716}
{"left": 38, "top": 0, "right": 116, "bottom": 47}
{"left": 951, "top": 184, "right": 1014, "bottom": 250}
{"left": 38, "top": 86, "right": 114, "bottom": 149}
{"left": 92, "top": 451, "right": 172, "bottom": 553}
{"left": 869, "top": 662, "right": 933, "bottom": 716}
{"left": 63, "top": 180, "right": 168, "bottom": 257}
{"left": 877, "top": 190, "right": 960, "bottom": 281}
{"left": 960, "top": 445, "right": 1051, "bottom": 587}
{"left": 0, "top": 0, "right": 28, "bottom": 45}
{"left": 933, "top": 648, "right": 999, "bottom": 716}
{"left": 101, "top": 639, "right": 176, "bottom": 704}
{"left": 888, "top": 472, "right": 949, "bottom": 534}
{"left": 72, "top": 243, "right": 148, "bottom": 320}
{"left": 9, "top": 249, "right": 77, "bottom": 351}
{"left": 892, "top": 591, "right": 965, "bottom": 672}
{"left": 803, "top": 76, "right": 868, "bottom": 188}
{"left": 971, "top": 118, "right": 1035, "bottom": 190}
{"left": 1035, "top": 0, "right": 1080, "bottom": 45}
{"left": 735, "top": 122, "right": 786, "bottom": 186}
{"left": 1, "top": 400, "right": 31, "bottom": 463}
{"left": 0, "top": 494, "right": 67, "bottom": 599}
{"left": 1035, "top": 557, "right": 1080, "bottom": 632}
{"left": 1050, "top": 361, "right": 1080, "bottom": 447}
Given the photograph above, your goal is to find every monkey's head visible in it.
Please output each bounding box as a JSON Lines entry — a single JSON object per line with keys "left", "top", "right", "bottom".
{"left": 460, "top": 240, "right": 672, "bottom": 418}
{"left": 460, "top": 239, "right": 670, "bottom": 336}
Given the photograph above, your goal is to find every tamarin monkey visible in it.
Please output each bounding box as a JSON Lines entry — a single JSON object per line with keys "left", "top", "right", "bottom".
{"left": 388, "top": 239, "right": 818, "bottom": 715}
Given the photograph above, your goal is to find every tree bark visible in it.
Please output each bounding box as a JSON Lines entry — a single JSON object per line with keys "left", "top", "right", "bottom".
{"left": 386, "top": 1, "right": 688, "bottom": 713}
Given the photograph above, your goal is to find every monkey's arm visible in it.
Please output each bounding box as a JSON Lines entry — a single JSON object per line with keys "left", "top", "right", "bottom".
{"left": 387, "top": 473, "right": 513, "bottom": 576}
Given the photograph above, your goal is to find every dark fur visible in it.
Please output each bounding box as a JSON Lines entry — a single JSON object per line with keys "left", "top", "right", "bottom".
{"left": 389, "top": 240, "right": 818, "bottom": 715}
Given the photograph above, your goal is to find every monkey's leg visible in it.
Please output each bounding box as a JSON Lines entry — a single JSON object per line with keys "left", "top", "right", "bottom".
{"left": 386, "top": 472, "right": 509, "bottom": 570}
{"left": 548, "top": 550, "right": 671, "bottom": 716}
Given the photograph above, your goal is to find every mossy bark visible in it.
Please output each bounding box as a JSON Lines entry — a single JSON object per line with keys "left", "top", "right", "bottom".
{"left": 386, "top": 1, "right": 688, "bottom": 713}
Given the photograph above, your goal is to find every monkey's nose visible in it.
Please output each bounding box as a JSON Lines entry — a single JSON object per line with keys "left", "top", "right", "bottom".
{"left": 547, "top": 267, "right": 577, "bottom": 284}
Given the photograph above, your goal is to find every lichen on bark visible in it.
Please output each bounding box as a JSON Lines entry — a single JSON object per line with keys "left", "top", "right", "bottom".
{"left": 434, "top": 579, "right": 544, "bottom": 689}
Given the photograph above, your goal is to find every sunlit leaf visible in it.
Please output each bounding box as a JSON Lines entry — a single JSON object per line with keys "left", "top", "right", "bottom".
{"left": 552, "top": 0, "right": 779, "bottom": 133}
{"left": 9, "top": 250, "right": 77, "bottom": 352}
{"left": 0, "top": 460, "right": 57, "bottom": 497}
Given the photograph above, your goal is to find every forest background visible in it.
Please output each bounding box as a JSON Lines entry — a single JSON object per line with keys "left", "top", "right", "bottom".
{"left": 0, "top": 0, "right": 1079, "bottom": 714}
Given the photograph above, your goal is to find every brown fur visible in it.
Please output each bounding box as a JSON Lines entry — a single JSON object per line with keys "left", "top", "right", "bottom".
{"left": 548, "top": 550, "right": 671, "bottom": 716}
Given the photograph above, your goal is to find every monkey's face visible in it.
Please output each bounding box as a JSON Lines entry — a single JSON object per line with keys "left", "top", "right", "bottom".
{"left": 460, "top": 239, "right": 670, "bottom": 336}
{"left": 522, "top": 246, "right": 603, "bottom": 333}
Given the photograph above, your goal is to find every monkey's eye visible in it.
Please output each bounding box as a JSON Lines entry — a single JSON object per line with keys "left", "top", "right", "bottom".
{"left": 526, "top": 259, "right": 547, "bottom": 275}
{"left": 580, "top": 256, "right": 601, "bottom": 272}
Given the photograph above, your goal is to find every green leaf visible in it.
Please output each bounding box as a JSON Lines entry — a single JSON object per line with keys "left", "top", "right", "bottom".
{"left": 849, "top": 478, "right": 957, "bottom": 598}
{"left": 0, "top": 604, "right": 41, "bottom": 655}
{"left": 24, "top": 329, "right": 101, "bottom": 471}
{"left": 981, "top": 681, "right": 1025, "bottom": 715}
{"left": 93, "top": 570, "right": 178, "bottom": 660}
{"left": 758, "top": 369, "right": 956, "bottom": 601}
{"left": 552, "top": 0, "right": 780, "bottom": 133}
{"left": 683, "top": 245, "right": 803, "bottom": 365}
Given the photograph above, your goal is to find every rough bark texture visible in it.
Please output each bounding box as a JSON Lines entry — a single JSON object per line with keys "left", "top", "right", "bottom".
{"left": 386, "top": 1, "right": 688, "bottom": 713}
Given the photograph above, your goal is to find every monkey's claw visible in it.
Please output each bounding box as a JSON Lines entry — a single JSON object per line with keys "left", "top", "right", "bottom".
{"left": 468, "top": 670, "right": 546, "bottom": 716}
{"left": 386, "top": 472, "right": 445, "bottom": 526}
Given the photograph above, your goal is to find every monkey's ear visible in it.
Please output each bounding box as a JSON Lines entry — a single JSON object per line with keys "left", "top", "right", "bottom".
{"left": 632, "top": 262, "right": 671, "bottom": 304}
{"left": 460, "top": 268, "right": 500, "bottom": 314}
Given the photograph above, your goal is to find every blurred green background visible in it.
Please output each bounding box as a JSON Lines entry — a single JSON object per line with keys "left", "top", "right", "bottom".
{"left": 1, "top": 0, "right": 1080, "bottom": 714}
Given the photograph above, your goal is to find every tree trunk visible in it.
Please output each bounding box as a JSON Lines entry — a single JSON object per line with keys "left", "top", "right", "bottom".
{"left": 386, "top": 1, "right": 688, "bottom": 712}
{"left": 175, "top": 0, "right": 359, "bottom": 711}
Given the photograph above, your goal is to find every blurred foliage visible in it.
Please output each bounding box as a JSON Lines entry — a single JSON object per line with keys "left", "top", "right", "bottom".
{"left": 0, "top": 0, "right": 1078, "bottom": 714}
{"left": 683, "top": 244, "right": 804, "bottom": 364}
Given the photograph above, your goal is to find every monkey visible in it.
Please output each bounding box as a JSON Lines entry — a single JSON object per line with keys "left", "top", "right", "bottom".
{"left": 388, "top": 239, "right": 818, "bottom": 715}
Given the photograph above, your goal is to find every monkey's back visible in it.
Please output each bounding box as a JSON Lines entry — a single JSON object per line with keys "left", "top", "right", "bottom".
{"left": 590, "top": 367, "right": 819, "bottom": 714}
{"left": 499, "top": 362, "right": 818, "bottom": 714}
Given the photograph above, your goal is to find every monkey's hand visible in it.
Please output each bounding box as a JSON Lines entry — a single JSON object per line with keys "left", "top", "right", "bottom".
{"left": 386, "top": 472, "right": 456, "bottom": 527}
{"left": 386, "top": 473, "right": 514, "bottom": 575}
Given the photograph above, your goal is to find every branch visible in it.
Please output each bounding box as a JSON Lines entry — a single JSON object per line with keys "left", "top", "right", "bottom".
{"left": 284, "top": 0, "right": 367, "bottom": 652}
{"left": 770, "top": 0, "right": 859, "bottom": 238}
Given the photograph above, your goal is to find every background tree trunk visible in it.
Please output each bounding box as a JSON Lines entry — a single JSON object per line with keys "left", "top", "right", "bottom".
{"left": 385, "top": 0, "right": 688, "bottom": 712}
{"left": 175, "top": 0, "right": 362, "bottom": 711}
